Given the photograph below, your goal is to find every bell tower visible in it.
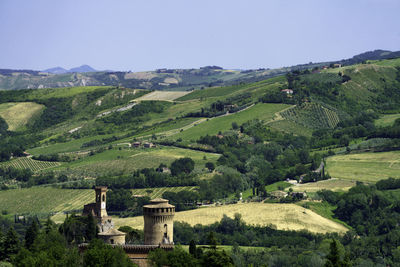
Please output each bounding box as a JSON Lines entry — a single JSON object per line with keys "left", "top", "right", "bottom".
{"left": 95, "top": 186, "right": 108, "bottom": 218}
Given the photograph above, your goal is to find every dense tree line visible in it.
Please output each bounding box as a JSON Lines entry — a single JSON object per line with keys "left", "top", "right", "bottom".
{"left": 0, "top": 215, "right": 135, "bottom": 266}
{"left": 315, "top": 179, "right": 400, "bottom": 265}
{"left": 96, "top": 167, "right": 197, "bottom": 189}
{"left": 107, "top": 189, "right": 151, "bottom": 217}
{"left": 162, "top": 191, "right": 199, "bottom": 211}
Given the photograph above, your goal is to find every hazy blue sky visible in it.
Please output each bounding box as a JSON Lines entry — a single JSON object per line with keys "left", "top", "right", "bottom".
{"left": 1, "top": 0, "right": 399, "bottom": 71}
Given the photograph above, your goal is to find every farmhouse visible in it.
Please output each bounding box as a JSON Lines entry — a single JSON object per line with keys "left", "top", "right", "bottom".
{"left": 281, "top": 89, "right": 293, "bottom": 94}
{"left": 79, "top": 187, "right": 175, "bottom": 266}
{"left": 143, "top": 142, "right": 155, "bottom": 148}
{"left": 132, "top": 141, "right": 141, "bottom": 148}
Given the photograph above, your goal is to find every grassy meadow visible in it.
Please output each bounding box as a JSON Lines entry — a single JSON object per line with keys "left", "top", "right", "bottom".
{"left": 113, "top": 202, "right": 348, "bottom": 234}
{"left": 0, "top": 102, "right": 44, "bottom": 131}
{"left": 375, "top": 113, "right": 400, "bottom": 127}
{"left": 135, "top": 91, "right": 189, "bottom": 101}
{"left": 301, "top": 201, "right": 351, "bottom": 229}
{"left": 177, "top": 76, "right": 286, "bottom": 101}
{"left": 21, "top": 86, "right": 113, "bottom": 100}
{"left": 289, "top": 179, "right": 356, "bottom": 193}
{"left": 170, "top": 103, "right": 290, "bottom": 141}
{"left": 326, "top": 151, "right": 400, "bottom": 182}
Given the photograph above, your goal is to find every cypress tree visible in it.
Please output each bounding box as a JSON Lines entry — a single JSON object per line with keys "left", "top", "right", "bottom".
{"left": 0, "top": 227, "right": 4, "bottom": 261}
{"left": 325, "top": 239, "right": 340, "bottom": 267}
{"left": 44, "top": 217, "right": 55, "bottom": 234}
{"left": 189, "top": 239, "right": 197, "bottom": 257}
{"left": 4, "top": 227, "right": 19, "bottom": 260}
{"left": 86, "top": 213, "right": 97, "bottom": 241}
{"left": 25, "top": 220, "right": 39, "bottom": 249}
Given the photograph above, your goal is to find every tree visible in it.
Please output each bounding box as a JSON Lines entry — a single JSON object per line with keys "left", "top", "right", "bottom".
{"left": 170, "top": 157, "right": 195, "bottom": 176}
{"left": 201, "top": 249, "right": 234, "bottom": 267}
{"left": 0, "top": 117, "right": 8, "bottom": 136}
{"left": 149, "top": 245, "right": 198, "bottom": 267}
{"left": 0, "top": 228, "right": 4, "bottom": 261}
{"left": 324, "top": 239, "right": 349, "bottom": 267}
{"left": 189, "top": 240, "right": 197, "bottom": 257}
{"left": 231, "top": 122, "right": 238, "bottom": 130}
{"left": 118, "top": 226, "right": 143, "bottom": 244}
{"left": 205, "top": 162, "right": 215, "bottom": 172}
{"left": 86, "top": 213, "right": 98, "bottom": 241}
{"left": 24, "top": 220, "right": 39, "bottom": 249}
{"left": 2, "top": 227, "right": 19, "bottom": 261}
{"left": 207, "top": 231, "right": 218, "bottom": 250}
{"left": 14, "top": 230, "right": 80, "bottom": 267}
{"left": 44, "top": 217, "right": 55, "bottom": 234}
{"left": 325, "top": 239, "right": 340, "bottom": 267}
{"left": 339, "top": 135, "right": 350, "bottom": 147}
{"left": 83, "top": 239, "right": 135, "bottom": 267}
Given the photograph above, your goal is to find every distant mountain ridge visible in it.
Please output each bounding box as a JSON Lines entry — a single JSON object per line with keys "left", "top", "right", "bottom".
{"left": 0, "top": 49, "right": 399, "bottom": 90}
{"left": 43, "top": 65, "right": 97, "bottom": 74}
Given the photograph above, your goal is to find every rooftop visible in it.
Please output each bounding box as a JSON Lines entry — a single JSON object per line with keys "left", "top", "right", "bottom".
{"left": 143, "top": 198, "right": 175, "bottom": 209}
{"left": 98, "top": 228, "right": 126, "bottom": 236}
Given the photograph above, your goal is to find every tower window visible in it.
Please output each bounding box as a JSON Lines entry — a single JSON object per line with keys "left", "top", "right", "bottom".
{"left": 102, "top": 195, "right": 105, "bottom": 201}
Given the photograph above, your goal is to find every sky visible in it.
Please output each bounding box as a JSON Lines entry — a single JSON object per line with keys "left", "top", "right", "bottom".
{"left": 0, "top": 0, "right": 399, "bottom": 71}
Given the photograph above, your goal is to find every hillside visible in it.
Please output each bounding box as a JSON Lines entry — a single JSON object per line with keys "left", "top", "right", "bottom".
{"left": 1, "top": 49, "right": 399, "bottom": 91}
{"left": 0, "top": 102, "right": 44, "bottom": 131}
{"left": 0, "top": 56, "right": 400, "bottom": 265}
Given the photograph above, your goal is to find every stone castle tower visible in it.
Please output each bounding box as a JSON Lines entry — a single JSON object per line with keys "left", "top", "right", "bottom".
{"left": 143, "top": 198, "right": 175, "bottom": 245}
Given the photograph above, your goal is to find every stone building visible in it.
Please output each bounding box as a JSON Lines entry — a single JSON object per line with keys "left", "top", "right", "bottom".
{"left": 144, "top": 198, "right": 175, "bottom": 245}
{"left": 80, "top": 187, "right": 175, "bottom": 266}
{"left": 98, "top": 228, "right": 127, "bottom": 245}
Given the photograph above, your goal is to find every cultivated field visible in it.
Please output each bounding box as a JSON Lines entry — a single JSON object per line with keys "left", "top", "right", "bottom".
{"left": 53, "top": 146, "right": 220, "bottom": 177}
{"left": 0, "top": 157, "right": 60, "bottom": 172}
{"left": 289, "top": 179, "right": 356, "bottom": 192}
{"left": 135, "top": 91, "right": 190, "bottom": 101}
{"left": 113, "top": 202, "right": 348, "bottom": 234}
{"left": 0, "top": 187, "right": 93, "bottom": 215}
{"left": 268, "top": 119, "right": 313, "bottom": 137}
{"left": 131, "top": 186, "right": 198, "bottom": 198}
{"left": 326, "top": 151, "right": 400, "bottom": 182}
{"left": 279, "top": 103, "right": 340, "bottom": 129}
{"left": 0, "top": 102, "right": 44, "bottom": 131}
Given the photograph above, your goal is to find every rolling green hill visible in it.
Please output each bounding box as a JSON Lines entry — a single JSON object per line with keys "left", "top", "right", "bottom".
{"left": 0, "top": 56, "right": 400, "bottom": 241}
{"left": 169, "top": 103, "right": 290, "bottom": 142}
